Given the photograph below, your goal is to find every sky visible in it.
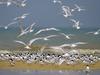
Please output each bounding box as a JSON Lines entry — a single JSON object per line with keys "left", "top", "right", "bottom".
{"left": 0, "top": 0, "right": 100, "bottom": 28}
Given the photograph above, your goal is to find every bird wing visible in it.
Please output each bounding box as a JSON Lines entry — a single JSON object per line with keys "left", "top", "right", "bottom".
{"left": 24, "top": 26, "right": 30, "bottom": 32}
{"left": 70, "top": 19, "right": 76, "bottom": 23}
{"left": 97, "top": 29, "right": 100, "bottom": 32}
{"left": 14, "top": 40, "right": 26, "bottom": 46}
{"left": 46, "top": 28, "right": 60, "bottom": 31}
{"left": 34, "top": 29, "right": 46, "bottom": 35}
{"left": 7, "top": 2, "right": 11, "bottom": 6}
{"left": 29, "top": 22, "right": 36, "bottom": 31}
{"left": 13, "top": 16, "right": 20, "bottom": 21}
{"left": 7, "top": 21, "right": 17, "bottom": 27}
{"left": 75, "top": 42, "right": 87, "bottom": 45}
{"left": 74, "top": 4, "right": 80, "bottom": 9}
{"left": 60, "top": 44, "right": 70, "bottom": 48}
{"left": 86, "top": 32, "right": 94, "bottom": 34}
{"left": 60, "top": 33, "right": 66, "bottom": 36}
{"left": 23, "top": 13, "right": 29, "bottom": 17}
{"left": 46, "top": 35, "right": 57, "bottom": 39}
{"left": 29, "top": 38, "right": 42, "bottom": 46}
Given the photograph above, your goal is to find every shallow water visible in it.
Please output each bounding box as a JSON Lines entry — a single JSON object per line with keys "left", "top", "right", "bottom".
{"left": 0, "top": 70, "right": 100, "bottom": 75}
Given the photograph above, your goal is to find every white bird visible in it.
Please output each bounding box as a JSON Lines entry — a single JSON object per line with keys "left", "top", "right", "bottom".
{"left": 43, "top": 35, "right": 58, "bottom": 41}
{"left": 70, "top": 42, "right": 87, "bottom": 48}
{"left": 59, "top": 44, "right": 72, "bottom": 48}
{"left": 0, "top": 0, "right": 12, "bottom": 6}
{"left": 60, "top": 33, "right": 73, "bottom": 39}
{"left": 7, "top": 1, "right": 12, "bottom": 6}
{"left": 14, "top": 13, "right": 29, "bottom": 21}
{"left": 74, "top": 4, "right": 85, "bottom": 12}
{"left": 4, "top": 21, "right": 17, "bottom": 29}
{"left": 1, "top": 0, "right": 26, "bottom": 7}
{"left": 70, "top": 19, "right": 81, "bottom": 29}
{"left": 18, "top": 27, "right": 29, "bottom": 37}
{"left": 14, "top": 40, "right": 31, "bottom": 49}
{"left": 61, "top": 5, "right": 73, "bottom": 18}
{"left": 14, "top": 38, "right": 43, "bottom": 49}
{"left": 20, "top": 0, "right": 27, "bottom": 7}
{"left": 59, "top": 42, "right": 87, "bottom": 48}
{"left": 50, "top": 46, "right": 64, "bottom": 52}
{"left": 34, "top": 27, "right": 60, "bottom": 35}
{"left": 86, "top": 29, "right": 100, "bottom": 35}
{"left": 10, "top": 0, "right": 27, "bottom": 7}
{"left": 28, "top": 37, "right": 43, "bottom": 46}
{"left": 85, "top": 65, "right": 90, "bottom": 75}
{"left": 28, "top": 22, "right": 36, "bottom": 33}
{"left": 18, "top": 22, "right": 36, "bottom": 37}
{"left": 53, "top": 0, "right": 62, "bottom": 5}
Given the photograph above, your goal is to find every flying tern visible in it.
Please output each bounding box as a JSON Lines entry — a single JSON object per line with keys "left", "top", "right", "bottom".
{"left": 14, "top": 13, "right": 29, "bottom": 21}
{"left": 4, "top": 21, "right": 17, "bottom": 29}
{"left": 70, "top": 19, "right": 81, "bottom": 29}
{"left": 86, "top": 29, "right": 100, "bottom": 35}
{"left": 61, "top": 5, "right": 75, "bottom": 18}
{"left": 53, "top": 0, "right": 62, "bottom": 5}
{"left": 18, "top": 22, "right": 36, "bottom": 37}
{"left": 14, "top": 38, "right": 43, "bottom": 49}
{"left": 43, "top": 35, "right": 58, "bottom": 41}
{"left": 74, "top": 4, "right": 85, "bottom": 12}
{"left": 60, "top": 33, "right": 74, "bottom": 39}
{"left": 59, "top": 42, "right": 87, "bottom": 48}
{"left": 34, "top": 27, "right": 60, "bottom": 35}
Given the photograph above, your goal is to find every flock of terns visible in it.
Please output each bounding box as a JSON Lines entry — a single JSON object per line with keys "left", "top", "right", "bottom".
{"left": 0, "top": 0, "right": 100, "bottom": 50}
{"left": 0, "top": 0, "right": 100, "bottom": 74}
{"left": 0, "top": 0, "right": 27, "bottom": 7}
{"left": 0, "top": 49, "right": 100, "bottom": 75}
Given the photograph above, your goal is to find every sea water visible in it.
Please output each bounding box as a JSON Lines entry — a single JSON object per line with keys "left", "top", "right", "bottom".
{"left": 0, "top": 27, "right": 100, "bottom": 49}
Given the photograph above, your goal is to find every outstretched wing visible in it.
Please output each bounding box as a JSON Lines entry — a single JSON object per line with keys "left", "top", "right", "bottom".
{"left": 97, "top": 29, "right": 100, "bottom": 32}
{"left": 34, "top": 29, "right": 46, "bottom": 35}
{"left": 74, "top": 4, "right": 80, "bottom": 9}
{"left": 46, "top": 35, "right": 57, "bottom": 39}
{"left": 29, "top": 38, "right": 42, "bottom": 46}
{"left": 75, "top": 42, "right": 87, "bottom": 45}
{"left": 59, "top": 44, "right": 70, "bottom": 48}
{"left": 14, "top": 40, "right": 26, "bottom": 46}
{"left": 70, "top": 19, "right": 76, "bottom": 23}
{"left": 47, "top": 28, "right": 60, "bottom": 31}
{"left": 7, "top": 21, "right": 17, "bottom": 27}
{"left": 86, "top": 32, "right": 94, "bottom": 34}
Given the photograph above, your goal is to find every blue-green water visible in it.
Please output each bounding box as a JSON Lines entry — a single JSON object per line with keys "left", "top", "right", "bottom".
{"left": 0, "top": 27, "right": 100, "bottom": 49}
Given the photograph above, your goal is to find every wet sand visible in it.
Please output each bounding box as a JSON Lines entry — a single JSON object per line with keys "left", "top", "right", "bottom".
{"left": 0, "top": 60, "right": 100, "bottom": 70}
